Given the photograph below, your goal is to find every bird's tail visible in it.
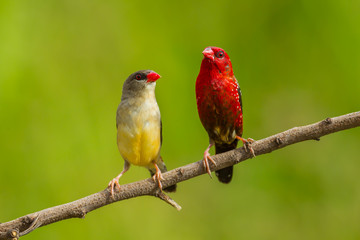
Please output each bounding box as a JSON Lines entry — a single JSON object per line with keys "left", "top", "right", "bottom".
{"left": 215, "top": 139, "right": 238, "bottom": 183}
{"left": 148, "top": 157, "right": 177, "bottom": 192}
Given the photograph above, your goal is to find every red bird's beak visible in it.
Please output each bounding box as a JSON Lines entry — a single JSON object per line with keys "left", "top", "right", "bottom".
{"left": 146, "top": 71, "right": 161, "bottom": 82}
{"left": 202, "top": 47, "right": 214, "bottom": 60}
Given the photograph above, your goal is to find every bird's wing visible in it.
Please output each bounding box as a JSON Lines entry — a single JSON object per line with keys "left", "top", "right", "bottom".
{"left": 116, "top": 104, "right": 121, "bottom": 128}
{"left": 235, "top": 77, "right": 244, "bottom": 137}
{"left": 160, "top": 118, "right": 163, "bottom": 147}
{"left": 235, "top": 77, "right": 243, "bottom": 111}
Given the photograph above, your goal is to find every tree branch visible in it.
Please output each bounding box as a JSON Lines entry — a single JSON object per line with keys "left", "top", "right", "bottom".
{"left": 1, "top": 111, "right": 359, "bottom": 239}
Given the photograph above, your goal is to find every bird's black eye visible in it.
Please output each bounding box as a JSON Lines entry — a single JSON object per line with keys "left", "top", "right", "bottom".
{"left": 135, "top": 74, "right": 142, "bottom": 80}
{"left": 216, "top": 51, "right": 224, "bottom": 58}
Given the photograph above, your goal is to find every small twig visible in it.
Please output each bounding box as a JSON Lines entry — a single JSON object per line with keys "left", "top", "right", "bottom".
{"left": 0, "top": 111, "right": 359, "bottom": 239}
{"left": 19, "top": 214, "right": 41, "bottom": 237}
{"left": 155, "top": 191, "right": 182, "bottom": 211}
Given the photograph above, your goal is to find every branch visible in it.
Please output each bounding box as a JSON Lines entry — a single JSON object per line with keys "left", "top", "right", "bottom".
{"left": 0, "top": 111, "right": 359, "bottom": 239}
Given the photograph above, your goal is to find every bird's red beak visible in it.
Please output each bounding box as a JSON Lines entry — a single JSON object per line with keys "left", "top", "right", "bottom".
{"left": 202, "top": 47, "right": 214, "bottom": 60}
{"left": 146, "top": 71, "right": 161, "bottom": 82}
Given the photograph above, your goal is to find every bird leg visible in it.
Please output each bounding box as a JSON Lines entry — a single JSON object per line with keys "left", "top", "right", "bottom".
{"left": 203, "top": 141, "right": 216, "bottom": 177}
{"left": 152, "top": 162, "right": 165, "bottom": 191}
{"left": 108, "top": 161, "right": 130, "bottom": 197}
{"left": 236, "top": 136, "right": 255, "bottom": 157}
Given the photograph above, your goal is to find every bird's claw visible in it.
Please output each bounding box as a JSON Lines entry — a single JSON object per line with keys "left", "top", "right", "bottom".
{"left": 152, "top": 171, "right": 164, "bottom": 191}
{"left": 236, "top": 136, "right": 256, "bottom": 158}
{"left": 203, "top": 152, "right": 216, "bottom": 178}
{"left": 246, "top": 138, "right": 255, "bottom": 143}
{"left": 108, "top": 178, "right": 121, "bottom": 197}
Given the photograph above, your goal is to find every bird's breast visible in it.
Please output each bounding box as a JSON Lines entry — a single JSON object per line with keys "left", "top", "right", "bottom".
{"left": 196, "top": 76, "right": 242, "bottom": 143}
{"left": 116, "top": 97, "right": 161, "bottom": 166}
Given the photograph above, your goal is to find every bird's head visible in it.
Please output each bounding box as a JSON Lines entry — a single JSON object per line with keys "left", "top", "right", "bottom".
{"left": 122, "top": 70, "right": 161, "bottom": 98}
{"left": 201, "top": 46, "right": 233, "bottom": 76}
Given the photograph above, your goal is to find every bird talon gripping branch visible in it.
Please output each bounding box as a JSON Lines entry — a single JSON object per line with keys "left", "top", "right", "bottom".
{"left": 202, "top": 156, "right": 214, "bottom": 177}
{"left": 108, "top": 178, "right": 121, "bottom": 197}
{"left": 236, "top": 136, "right": 256, "bottom": 157}
{"left": 246, "top": 138, "right": 255, "bottom": 143}
{"left": 152, "top": 174, "right": 163, "bottom": 191}
{"left": 152, "top": 162, "right": 165, "bottom": 191}
{"left": 202, "top": 142, "right": 216, "bottom": 177}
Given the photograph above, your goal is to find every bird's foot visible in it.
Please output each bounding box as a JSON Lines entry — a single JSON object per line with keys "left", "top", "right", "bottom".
{"left": 203, "top": 150, "right": 216, "bottom": 178}
{"left": 107, "top": 162, "right": 129, "bottom": 198}
{"left": 153, "top": 164, "right": 165, "bottom": 191}
{"left": 236, "top": 136, "right": 256, "bottom": 157}
{"left": 152, "top": 171, "right": 164, "bottom": 191}
{"left": 108, "top": 178, "right": 121, "bottom": 197}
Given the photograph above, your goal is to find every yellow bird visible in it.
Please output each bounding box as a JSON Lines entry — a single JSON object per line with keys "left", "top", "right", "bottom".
{"left": 108, "top": 70, "right": 176, "bottom": 195}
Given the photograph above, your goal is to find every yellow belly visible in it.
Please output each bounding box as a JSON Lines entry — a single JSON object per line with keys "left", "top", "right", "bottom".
{"left": 117, "top": 119, "right": 161, "bottom": 167}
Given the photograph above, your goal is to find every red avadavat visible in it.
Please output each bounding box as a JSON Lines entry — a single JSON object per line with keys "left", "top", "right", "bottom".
{"left": 196, "top": 46, "right": 254, "bottom": 183}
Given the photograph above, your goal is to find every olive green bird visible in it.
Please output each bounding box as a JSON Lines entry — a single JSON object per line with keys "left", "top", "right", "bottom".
{"left": 108, "top": 70, "right": 176, "bottom": 195}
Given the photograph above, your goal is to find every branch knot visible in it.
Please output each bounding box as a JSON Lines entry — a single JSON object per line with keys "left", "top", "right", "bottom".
{"left": 323, "top": 117, "right": 332, "bottom": 124}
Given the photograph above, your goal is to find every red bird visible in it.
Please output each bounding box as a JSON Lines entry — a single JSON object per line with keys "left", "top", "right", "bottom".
{"left": 196, "top": 46, "right": 254, "bottom": 183}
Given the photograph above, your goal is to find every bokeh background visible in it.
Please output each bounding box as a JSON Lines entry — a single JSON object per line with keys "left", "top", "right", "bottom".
{"left": 1, "top": 0, "right": 359, "bottom": 239}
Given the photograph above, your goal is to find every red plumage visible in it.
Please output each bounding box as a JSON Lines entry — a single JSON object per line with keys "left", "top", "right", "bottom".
{"left": 196, "top": 46, "right": 247, "bottom": 183}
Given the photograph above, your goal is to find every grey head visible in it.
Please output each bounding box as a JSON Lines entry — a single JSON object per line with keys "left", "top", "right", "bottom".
{"left": 121, "top": 70, "right": 161, "bottom": 100}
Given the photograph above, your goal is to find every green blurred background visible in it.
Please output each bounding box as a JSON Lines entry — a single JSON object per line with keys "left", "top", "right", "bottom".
{"left": 1, "top": 0, "right": 359, "bottom": 239}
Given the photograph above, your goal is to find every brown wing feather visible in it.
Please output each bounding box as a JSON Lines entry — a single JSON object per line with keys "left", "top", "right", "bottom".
{"left": 160, "top": 118, "right": 163, "bottom": 146}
